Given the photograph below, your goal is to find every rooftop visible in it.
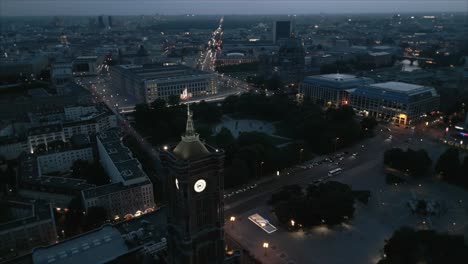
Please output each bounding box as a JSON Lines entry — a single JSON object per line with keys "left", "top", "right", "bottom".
{"left": 173, "top": 105, "right": 210, "bottom": 160}
{"left": 30, "top": 206, "right": 168, "bottom": 264}
{"left": 32, "top": 225, "right": 128, "bottom": 264}
{"left": 351, "top": 82, "right": 439, "bottom": 103}
{"left": 370, "top": 82, "right": 427, "bottom": 93}
{"left": 113, "top": 64, "right": 214, "bottom": 82}
{"left": 0, "top": 199, "right": 54, "bottom": 233}
{"left": 303, "top": 74, "right": 374, "bottom": 89}
{"left": 19, "top": 155, "right": 95, "bottom": 192}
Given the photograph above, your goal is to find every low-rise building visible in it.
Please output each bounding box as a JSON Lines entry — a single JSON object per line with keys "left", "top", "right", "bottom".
{"left": 0, "top": 199, "right": 57, "bottom": 262}
{"left": 110, "top": 64, "right": 217, "bottom": 103}
{"left": 82, "top": 130, "right": 155, "bottom": 219}
{"left": 72, "top": 56, "right": 100, "bottom": 76}
{"left": 18, "top": 154, "right": 95, "bottom": 208}
{"left": 36, "top": 139, "right": 93, "bottom": 174}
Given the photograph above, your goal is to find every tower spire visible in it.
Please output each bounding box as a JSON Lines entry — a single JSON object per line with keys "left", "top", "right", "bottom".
{"left": 182, "top": 103, "right": 198, "bottom": 142}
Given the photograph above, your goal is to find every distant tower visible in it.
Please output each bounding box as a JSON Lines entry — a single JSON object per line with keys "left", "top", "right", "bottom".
{"left": 108, "top": 16, "right": 113, "bottom": 28}
{"left": 273, "top": 20, "right": 292, "bottom": 43}
{"left": 160, "top": 105, "right": 225, "bottom": 264}
{"left": 98, "top": 15, "right": 105, "bottom": 28}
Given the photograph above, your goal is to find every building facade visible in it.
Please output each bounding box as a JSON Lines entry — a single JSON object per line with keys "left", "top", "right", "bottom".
{"left": 349, "top": 82, "right": 440, "bottom": 125}
{"left": 160, "top": 106, "right": 225, "bottom": 264}
{"left": 300, "top": 74, "right": 374, "bottom": 106}
{"left": 110, "top": 64, "right": 217, "bottom": 104}
{"left": 36, "top": 145, "right": 93, "bottom": 174}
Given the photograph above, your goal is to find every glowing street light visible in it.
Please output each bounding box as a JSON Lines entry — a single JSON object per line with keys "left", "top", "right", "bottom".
{"left": 263, "top": 242, "right": 269, "bottom": 256}
{"left": 259, "top": 161, "right": 265, "bottom": 178}
{"left": 290, "top": 219, "right": 295, "bottom": 227}
{"left": 230, "top": 216, "right": 236, "bottom": 229}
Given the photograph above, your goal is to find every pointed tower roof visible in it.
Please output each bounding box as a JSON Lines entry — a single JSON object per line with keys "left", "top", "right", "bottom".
{"left": 173, "top": 104, "right": 210, "bottom": 160}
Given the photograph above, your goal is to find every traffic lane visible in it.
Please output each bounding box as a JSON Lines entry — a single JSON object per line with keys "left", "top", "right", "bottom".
{"left": 225, "top": 135, "right": 389, "bottom": 215}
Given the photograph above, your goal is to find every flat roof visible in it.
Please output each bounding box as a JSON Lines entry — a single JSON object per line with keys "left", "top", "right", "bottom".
{"left": 303, "top": 74, "right": 374, "bottom": 89}
{"left": 0, "top": 199, "right": 53, "bottom": 233}
{"left": 370, "top": 82, "right": 426, "bottom": 93}
{"left": 113, "top": 64, "right": 214, "bottom": 82}
{"left": 32, "top": 225, "right": 128, "bottom": 264}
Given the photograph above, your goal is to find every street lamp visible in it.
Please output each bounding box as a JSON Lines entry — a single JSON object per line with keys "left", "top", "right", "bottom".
{"left": 334, "top": 137, "right": 340, "bottom": 152}
{"left": 259, "top": 161, "right": 265, "bottom": 178}
{"left": 299, "top": 148, "right": 304, "bottom": 163}
{"left": 290, "top": 219, "right": 295, "bottom": 227}
{"left": 263, "top": 242, "right": 269, "bottom": 256}
{"left": 230, "top": 216, "right": 235, "bottom": 229}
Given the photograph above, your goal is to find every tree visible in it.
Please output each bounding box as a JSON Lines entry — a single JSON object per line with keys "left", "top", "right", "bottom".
{"left": 271, "top": 182, "right": 358, "bottom": 228}
{"left": 384, "top": 148, "right": 432, "bottom": 178}
{"left": 72, "top": 160, "right": 110, "bottom": 186}
{"left": 150, "top": 98, "right": 166, "bottom": 109}
{"left": 192, "top": 101, "right": 222, "bottom": 123}
{"left": 167, "top": 94, "right": 180, "bottom": 106}
{"left": 361, "top": 116, "right": 378, "bottom": 134}
{"left": 460, "top": 156, "right": 468, "bottom": 187}
{"left": 84, "top": 206, "right": 108, "bottom": 230}
{"left": 214, "top": 127, "right": 235, "bottom": 148}
{"left": 379, "top": 227, "right": 468, "bottom": 264}
{"left": 435, "top": 148, "right": 461, "bottom": 183}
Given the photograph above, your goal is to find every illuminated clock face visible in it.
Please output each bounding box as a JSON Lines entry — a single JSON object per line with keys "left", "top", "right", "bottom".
{"left": 175, "top": 178, "right": 179, "bottom": 190}
{"left": 194, "top": 179, "right": 206, "bottom": 193}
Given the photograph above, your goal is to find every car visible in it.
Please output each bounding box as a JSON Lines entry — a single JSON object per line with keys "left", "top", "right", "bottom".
{"left": 339, "top": 157, "right": 344, "bottom": 161}
{"left": 352, "top": 152, "right": 359, "bottom": 157}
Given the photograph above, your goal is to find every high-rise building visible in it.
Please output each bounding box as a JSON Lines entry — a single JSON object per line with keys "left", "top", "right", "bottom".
{"left": 98, "top": 15, "right": 105, "bottom": 28}
{"left": 108, "top": 16, "right": 113, "bottom": 28}
{"left": 278, "top": 38, "right": 305, "bottom": 83}
{"left": 273, "top": 21, "right": 292, "bottom": 43}
{"left": 160, "top": 105, "right": 225, "bottom": 264}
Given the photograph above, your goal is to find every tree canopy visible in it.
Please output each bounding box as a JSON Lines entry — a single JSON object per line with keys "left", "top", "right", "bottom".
{"left": 270, "top": 182, "right": 360, "bottom": 228}
{"left": 379, "top": 227, "right": 468, "bottom": 264}
{"left": 384, "top": 148, "right": 432, "bottom": 178}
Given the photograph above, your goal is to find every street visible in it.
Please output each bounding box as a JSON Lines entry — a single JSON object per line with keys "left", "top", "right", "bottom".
{"left": 223, "top": 123, "right": 467, "bottom": 264}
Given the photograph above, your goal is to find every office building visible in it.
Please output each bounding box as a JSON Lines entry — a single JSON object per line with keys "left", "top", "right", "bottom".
{"left": 300, "top": 74, "right": 374, "bottom": 106}
{"left": 110, "top": 64, "right": 217, "bottom": 104}
{"left": 349, "top": 82, "right": 440, "bottom": 125}
{"left": 160, "top": 106, "right": 225, "bottom": 264}
{"left": 273, "top": 21, "right": 292, "bottom": 43}
{"left": 278, "top": 38, "right": 305, "bottom": 83}
{"left": 0, "top": 199, "right": 57, "bottom": 262}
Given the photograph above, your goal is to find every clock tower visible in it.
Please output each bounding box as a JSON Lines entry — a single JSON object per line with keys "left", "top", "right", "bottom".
{"left": 160, "top": 105, "right": 225, "bottom": 264}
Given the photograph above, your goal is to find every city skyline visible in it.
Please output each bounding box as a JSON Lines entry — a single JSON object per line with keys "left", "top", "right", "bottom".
{"left": 1, "top": 0, "right": 466, "bottom": 16}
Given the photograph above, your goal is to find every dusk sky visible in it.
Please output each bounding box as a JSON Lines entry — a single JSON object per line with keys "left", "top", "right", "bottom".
{"left": 1, "top": 0, "right": 466, "bottom": 16}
